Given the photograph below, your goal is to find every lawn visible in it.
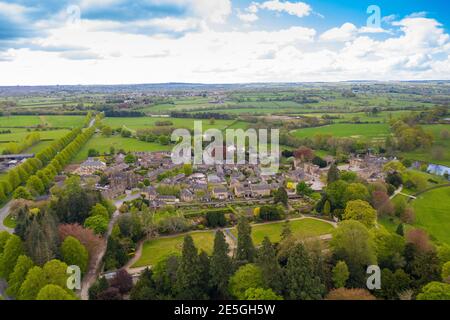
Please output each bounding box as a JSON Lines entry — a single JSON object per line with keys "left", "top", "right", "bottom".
{"left": 411, "top": 186, "right": 450, "bottom": 245}
{"left": 292, "top": 123, "right": 391, "bottom": 142}
{"left": 71, "top": 134, "right": 171, "bottom": 163}
{"left": 103, "top": 117, "right": 235, "bottom": 131}
{"left": 132, "top": 231, "right": 216, "bottom": 267}
{"left": 232, "top": 218, "right": 335, "bottom": 245}
{"left": 3, "top": 213, "right": 17, "bottom": 229}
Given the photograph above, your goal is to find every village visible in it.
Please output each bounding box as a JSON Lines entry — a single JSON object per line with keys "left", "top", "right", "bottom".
{"left": 65, "top": 149, "right": 390, "bottom": 208}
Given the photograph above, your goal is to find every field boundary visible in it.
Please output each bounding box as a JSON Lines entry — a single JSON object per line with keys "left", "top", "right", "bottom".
{"left": 408, "top": 183, "right": 450, "bottom": 202}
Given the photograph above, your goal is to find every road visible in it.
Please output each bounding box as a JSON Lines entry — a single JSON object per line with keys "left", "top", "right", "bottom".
{"left": 79, "top": 192, "right": 141, "bottom": 300}
{"left": 0, "top": 279, "right": 10, "bottom": 300}
{"left": 1, "top": 117, "right": 96, "bottom": 234}
{"left": 88, "top": 117, "right": 96, "bottom": 128}
{"left": 0, "top": 201, "right": 13, "bottom": 233}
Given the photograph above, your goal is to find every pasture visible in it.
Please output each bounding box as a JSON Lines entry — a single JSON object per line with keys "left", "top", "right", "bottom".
{"left": 292, "top": 123, "right": 391, "bottom": 141}
{"left": 0, "top": 115, "right": 85, "bottom": 128}
{"left": 71, "top": 134, "right": 171, "bottom": 163}
{"left": 132, "top": 231, "right": 216, "bottom": 267}
{"left": 102, "top": 117, "right": 235, "bottom": 131}
{"left": 0, "top": 129, "right": 71, "bottom": 154}
{"left": 0, "top": 115, "right": 43, "bottom": 127}
{"left": 40, "top": 115, "right": 85, "bottom": 128}
{"left": 401, "top": 124, "right": 450, "bottom": 166}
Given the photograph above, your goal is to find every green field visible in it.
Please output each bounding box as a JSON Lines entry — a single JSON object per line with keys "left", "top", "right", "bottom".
{"left": 72, "top": 134, "right": 171, "bottom": 163}
{"left": 401, "top": 124, "right": 450, "bottom": 166}
{"left": 292, "top": 123, "right": 391, "bottom": 141}
{"left": 103, "top": 117, "right": 235, "bottom": 131}
{"left": 231, "top": 218, "right": 335, "bottom": 245}
{"left": 132, "top": 231, "right": 216, "bottom": 267}
{"left": 40, "top": 115, "right": 85, "bottom": 128}
{"left": 0, "top": 129, "right": 70, "bottom": 153}
{"left": 0, "top": 115, "right": 84, "bottom": 129}
{"left": 0, "top": 115, "right": 43, "bottom": 127}
{"left": 411, "top": 187, "right": 450, "bottom": 245}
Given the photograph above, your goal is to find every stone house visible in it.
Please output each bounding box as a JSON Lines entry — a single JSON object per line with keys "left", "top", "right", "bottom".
{"left": 180, "top": 189, "right": 194, "bottom": 202}
{"left": 212, "top": 186, "right": 229, "bottom": 200}
{"left": 250, "top": 183, "right": 271, "bottom": 197}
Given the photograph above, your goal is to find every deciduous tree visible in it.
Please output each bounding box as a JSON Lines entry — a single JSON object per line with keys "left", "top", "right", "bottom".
{"left": 343, "top": 200, "right": 377, "bottom": 228}
{"left": 0, "top": 234, "right": 24, "bottom": 280}
{"left": 229, "top": 264, "right": 264, "bottom": 300}
{"left": 330, "top": 221, "right": 376, "bottom": 287}
{"left": 417, "top": 282, "right": 450, "bottom": 300}
{"left": 5, "top": 255, "right": 34, "bottom": 298}
{"left": 61, "top": 236, "right": 89, "bottom": 273}
{"left": 332, "top": 261, "right": 349, "bottom": 288}
{"left": 36, "top": 284, "right": 76, "bottom": 300}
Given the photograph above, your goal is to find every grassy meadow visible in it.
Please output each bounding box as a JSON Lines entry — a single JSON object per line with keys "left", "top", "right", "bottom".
{"left": 71, "top": 134, "right": 172, "bottom": 163}
{"left": 292, "top": 123, "right": 391, "bottom": 142}
{"left": 103, "top": 117, "right": 235, "bottom": 131}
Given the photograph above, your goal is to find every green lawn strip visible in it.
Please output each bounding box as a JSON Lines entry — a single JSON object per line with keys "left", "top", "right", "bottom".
{"left": 24, "top": 140, "right": 55, "bottom": 154}
{"left": 132, "top": 231, "right": 216, "bottom": 267}
{"left": 3, "top": 213, "right": 16, "bottom": 229}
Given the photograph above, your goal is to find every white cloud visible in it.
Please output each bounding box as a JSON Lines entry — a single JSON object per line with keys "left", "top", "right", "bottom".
{"left": 320, "top": 22, "right": 391, "bottom": 42}
{"left": 0, "top": 1, "right": 29, "bottom": 22}
{"left": 189, "top": 0, "right": 232, "bottom": 24}
{"left": 247, "top": 2, "right": 259, "bottom": 14}
{"left": 259, "top": 0, "right": 312, "bottom": 18}
{"left": 358, "top": 26, "right": 390, "bottom": 34}
{"left": 79, "top": 0, "right": 124, "bottom": 9}
{"left": 382, "top": 14, "right": 397, "bottom": 24}
{"left": 320, "top": 23, "right": 357, "bottom": 42}
{"left": 0, "top": 15, "right": 449, "bottom": 84}
{"left": 133, "top": 17, "right": 203, "bottom": 33}
{"left": 236, "top": 10, "right": 259, "bottom": 23}
{"left": 239, "top": 0, "right": 312, "bottom": 22}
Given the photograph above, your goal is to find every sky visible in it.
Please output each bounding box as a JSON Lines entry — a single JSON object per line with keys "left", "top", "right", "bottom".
{"left": 0, "top": 0, "right": 449, "bottom": 85}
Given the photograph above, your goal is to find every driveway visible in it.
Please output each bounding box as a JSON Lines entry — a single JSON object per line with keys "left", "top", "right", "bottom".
{"left": 79, "top": 192, "right": 142, "bottom": 300}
